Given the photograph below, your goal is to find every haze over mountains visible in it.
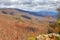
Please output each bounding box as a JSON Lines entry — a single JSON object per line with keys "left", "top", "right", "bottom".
{"left": 16, "top": 9, "right": 58, "bottom": 18}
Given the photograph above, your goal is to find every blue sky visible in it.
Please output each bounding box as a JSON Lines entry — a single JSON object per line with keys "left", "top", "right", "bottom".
{"left": 0, "top": 0, "right": 60, "bottom": 12}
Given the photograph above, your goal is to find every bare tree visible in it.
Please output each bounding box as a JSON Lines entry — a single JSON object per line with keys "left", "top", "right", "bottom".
{"left": 57, "top": 8, "right": 60, "bottom": 19}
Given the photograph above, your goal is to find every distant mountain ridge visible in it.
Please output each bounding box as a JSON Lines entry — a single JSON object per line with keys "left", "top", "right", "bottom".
{"left": 16, "top": 9, "right": 58, "bottom": 18}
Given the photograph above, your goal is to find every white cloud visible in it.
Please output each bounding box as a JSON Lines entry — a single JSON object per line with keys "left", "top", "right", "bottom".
{"left": 0, "top": 0, "right": 60, "bottom": 11}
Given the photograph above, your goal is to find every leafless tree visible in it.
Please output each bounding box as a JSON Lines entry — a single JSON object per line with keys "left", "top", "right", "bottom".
{"left": 57, "top": 7, "right": 60, "bottom": 18}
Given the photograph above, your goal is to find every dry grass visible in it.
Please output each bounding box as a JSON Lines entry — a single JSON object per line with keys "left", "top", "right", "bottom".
{"left": 0, "top": 8, "right": 58, "bottom": 40}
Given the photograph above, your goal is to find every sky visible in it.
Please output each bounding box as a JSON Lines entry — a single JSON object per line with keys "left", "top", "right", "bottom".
{"left": 0, "top": 0, "right": 60, "bottom": 12}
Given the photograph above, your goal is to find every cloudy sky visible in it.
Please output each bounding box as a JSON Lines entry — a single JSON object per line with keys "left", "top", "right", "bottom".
{"left": 0, "top": 0, "right": 60, "bottom": 11}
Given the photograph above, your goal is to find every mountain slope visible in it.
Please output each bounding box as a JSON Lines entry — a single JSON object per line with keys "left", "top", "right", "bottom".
{"left": 0, "top": 8, "right": 58, "bottom": 40}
